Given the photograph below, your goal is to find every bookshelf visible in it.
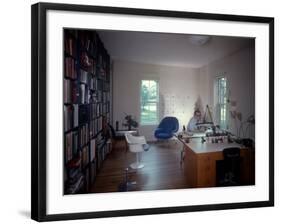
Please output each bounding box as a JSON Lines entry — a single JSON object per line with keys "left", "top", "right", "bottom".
{"left": 64, "top": 29, "right": 112, "bottom": 194}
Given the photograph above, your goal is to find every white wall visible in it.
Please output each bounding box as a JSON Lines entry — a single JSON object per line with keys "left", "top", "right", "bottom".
{"left": 112, "top": 60, "right": 200, "bottom": 141}
{"left": 198, "top": 43, "right": 255, "bottom": 139}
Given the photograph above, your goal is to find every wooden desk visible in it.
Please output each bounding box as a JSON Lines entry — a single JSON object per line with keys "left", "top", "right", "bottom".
{"left": 182, "top": 140, "right": 255, "bottom": 188}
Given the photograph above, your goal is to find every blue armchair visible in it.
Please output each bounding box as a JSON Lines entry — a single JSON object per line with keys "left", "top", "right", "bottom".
{"left": 154, "top": 117, "right": 179, "bottom": 140}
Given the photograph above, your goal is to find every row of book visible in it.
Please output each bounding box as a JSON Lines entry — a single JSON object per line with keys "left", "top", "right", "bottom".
{"left": 90, "top": 139, "right": 96, "bottom": 161}
{"left": 79, "top": 30, "right": 97, "bottom": 55}
{"left": 96, "top": 140, "right": 112, "bottom": 170}
{"left": 65, "top": 130, "right": 79, "bottom": 163}
{"left": 64, "top": 127, "right": 97, "bottom": 164}
{"left": 64, "top": 103, "right": 108, "bottom": 134}
{"left": 64, "top": 79, "right": 109, "bottom": 105}
{"left": 64, "top": 105, "right": 79, "bottom": 132}
{"left": 64, "top": 79, "right": 78, "bottom": 103}
{"left": 65, "top": 36, "right": 77, "bottom": 57}
{"left": 79, "top": 69, "right": 97, "bottom": 90}
{"left": 65, "top": 156, "right": 84, "bottom": 194}
{"left": 66, "top": 172, "right": 84, "bottom": 194}
{"left": 63, "top": 80, "right": 95, "bottom": 105}
{"left": 89, "top": 116, "right": 104, "bottom": 138}
{"left": 65, "top": 57, "right": 77, "bottom": 79}
{"left": 79, "top": 124, "right": 89, "bottom": 148}
{"left": 81, "top": 137, "right": 97, "bottom": 168}
{"left": 83, "top": 161, "right": 97, "bottom": 192}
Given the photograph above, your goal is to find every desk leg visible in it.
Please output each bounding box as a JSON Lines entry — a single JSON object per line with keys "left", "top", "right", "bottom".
{"left": 180, "top": 145, "right": 185, "bottom": 167}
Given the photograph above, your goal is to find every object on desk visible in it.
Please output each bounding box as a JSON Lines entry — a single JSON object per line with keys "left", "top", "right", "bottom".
{"left": 154, "top": 116, "right": 179, "bottom": 140}
{"left": 115, "top": 121, "right": 119, "bottom": 131}
{"left": 125, "top": 133, "right": 148, "bottom": 169}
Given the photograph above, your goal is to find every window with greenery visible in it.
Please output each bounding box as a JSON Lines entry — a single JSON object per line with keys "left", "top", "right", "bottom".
{"left": 217, "top": 77, "right": 228, "bottom": 129}
{"left": 140, "top": 80, "right": 159, "bottom": 125}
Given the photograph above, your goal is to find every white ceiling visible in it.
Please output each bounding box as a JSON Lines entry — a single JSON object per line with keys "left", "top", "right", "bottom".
{"left": 98, "top": 31, "right": 253, "bottom": 68}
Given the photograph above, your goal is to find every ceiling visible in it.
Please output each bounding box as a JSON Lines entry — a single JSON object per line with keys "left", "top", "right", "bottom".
{"left": 98, "top": 30, "right": 253, "bottom": 68}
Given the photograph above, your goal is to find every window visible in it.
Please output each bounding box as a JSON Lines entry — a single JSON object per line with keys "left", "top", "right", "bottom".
{"left": 140, "top": 80, "right": 159, "bottom": 125}
{"left": 217, "top": 77, "right": 228, "bottom": 129}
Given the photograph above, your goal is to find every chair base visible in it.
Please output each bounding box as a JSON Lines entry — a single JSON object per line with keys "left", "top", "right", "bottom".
{"left": 118, "top": 181, "right": 137, "bottom": 192}
{"left": 130, "top": 162, "right": 144, "bottom": 169}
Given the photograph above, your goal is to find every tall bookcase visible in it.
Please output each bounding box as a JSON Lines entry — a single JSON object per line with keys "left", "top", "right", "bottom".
{"left": 64, "top": 29, "right": 112, "bottom": 194}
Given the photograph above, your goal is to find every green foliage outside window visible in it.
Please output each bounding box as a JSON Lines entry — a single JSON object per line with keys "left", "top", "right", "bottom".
{"left": 141, "top": 80, "right": 158, "bottom": 125}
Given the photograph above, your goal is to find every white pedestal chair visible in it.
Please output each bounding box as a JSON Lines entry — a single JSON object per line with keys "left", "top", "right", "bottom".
{"left": 125, "top": 133, "right": 149, "bottom": 169}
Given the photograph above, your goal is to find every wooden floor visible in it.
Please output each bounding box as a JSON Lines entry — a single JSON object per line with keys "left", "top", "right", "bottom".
{"left": 90, "top": 140, "right": 189, "bottom": 193}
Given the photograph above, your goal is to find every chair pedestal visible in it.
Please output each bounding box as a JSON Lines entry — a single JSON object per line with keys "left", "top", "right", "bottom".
{"left": 130, "top": 152, "right": 144, "bottom": 169}
{"left": 118, "top": 168, "right": 137, "bottom": 192}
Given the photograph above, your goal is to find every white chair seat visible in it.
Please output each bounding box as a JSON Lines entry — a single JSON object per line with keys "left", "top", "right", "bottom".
{"left": 125, "top": 133, "right": 148, "bottom": 169}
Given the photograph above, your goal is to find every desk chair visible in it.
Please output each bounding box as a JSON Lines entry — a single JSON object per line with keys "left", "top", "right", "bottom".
{"left": 216, "top": 147, "right": 241, "bottom": 186}
{"left": 125, "top": 133, "right": 149, "bottom": 169}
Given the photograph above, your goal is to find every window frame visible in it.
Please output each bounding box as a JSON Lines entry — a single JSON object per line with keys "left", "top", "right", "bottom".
{"left": 140, "top": 79, "right": 159, "bottom": 125}
{"left": 216, "top": 76, "right": 229, "bottom": 130}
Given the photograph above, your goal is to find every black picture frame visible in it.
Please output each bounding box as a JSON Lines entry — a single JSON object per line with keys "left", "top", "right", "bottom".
{"left": 31, "top": 2, "right": 274, "bottom": 222}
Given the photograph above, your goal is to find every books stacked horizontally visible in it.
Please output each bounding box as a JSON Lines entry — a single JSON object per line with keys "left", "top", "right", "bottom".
{"left": 65, "top": 157, "right": 84, "bottom": 194}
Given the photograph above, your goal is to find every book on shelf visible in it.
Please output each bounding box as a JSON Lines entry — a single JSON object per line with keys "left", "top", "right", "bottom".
{"left": 97, "top": 79, "right": 103, "bottom": 91}
{"left": 64, "top": 79, "right": 78, "bottom": 104}
{"left": 66, "top": 173, "right": 84, "bottom": 194}
{"left": 65, "top": 57, "right": 77, "bottom": 79}
{"left": 79, "top": 69, "right": 88, "bottom": 84}
{"left": 73, "top": 104, "right": 79, "bottom": 128}
{"left": 64, "top": 79, "right": 71, "bottom": 103}
{"left": 90, "top": 139, "right": 96, "bottom": 161}
{"left": 90, "top": 162, "right": 96, "bottom": 184}
{"left": 89, "top": 120, "right": 93, "bottom": 137}
{"left": 65, "top": 132, "right": 73, "bottom": 163}
{"left": 89, "top": 75, "right": 97, "bottom": 91}
{"left": 65, "top": 35, "right": 77, "bottom": 57}
{"left": 64, "top": 105, "right": 73, "bottom": 132}
{"left": 79, "top": 84, "right": 87, "bottom": 104}
{"left": 97, "top": 90, "right": 102, "bottom": 102}
{"left": 64, "top": 104, "right": 79, "bottom": 132}
{"left": 79, "top": 124, "right": 89, "bottom": 148}
{"left": 72, "top": 131, "right": 79, "bottom": 156}
{"left": 79, "top": 104, "right": 89, "bottom": 124}
{"left": 90, "top": 103, "right": 96, "bottom": 120}
{"left": 82, "top": 145, "right": 89, "bottom": 168}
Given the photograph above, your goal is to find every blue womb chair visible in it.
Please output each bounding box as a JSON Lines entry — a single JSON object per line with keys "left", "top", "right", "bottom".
{"left": 154, "top": 116, "right": 179, "bottom": 140}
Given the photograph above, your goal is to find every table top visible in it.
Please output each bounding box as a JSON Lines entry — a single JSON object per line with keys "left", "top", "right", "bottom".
{"left": 184, "top": 140, "right": 242, "bottom": 154}
{"left": 115, "top": 129, "right": 138, "bottom": 136}
{"left": 176, "top": 132, "right": 206, "bottom": 139}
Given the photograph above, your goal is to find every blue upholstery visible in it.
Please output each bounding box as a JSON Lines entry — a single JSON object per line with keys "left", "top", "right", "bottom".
{"left": 154, "top": 117, "right": 179, "bottom": 140}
